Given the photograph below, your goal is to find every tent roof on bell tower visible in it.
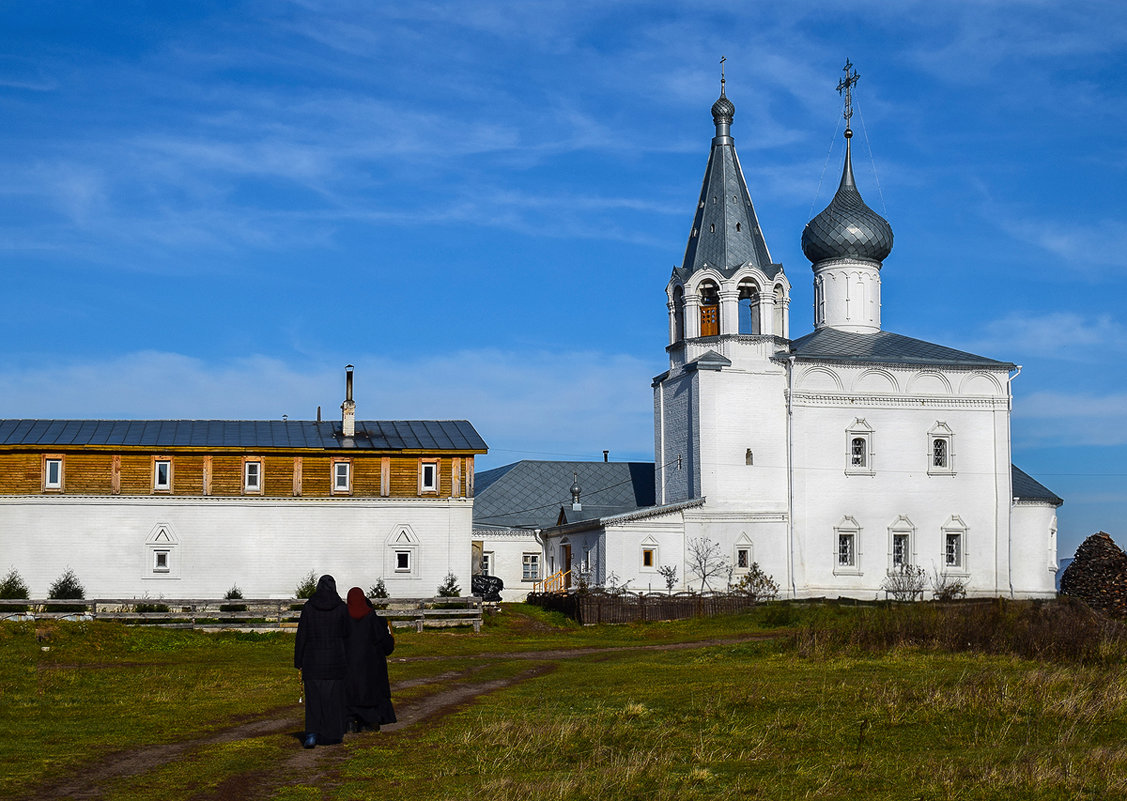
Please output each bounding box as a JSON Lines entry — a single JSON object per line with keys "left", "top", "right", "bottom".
{"left": 674, "top": 78, "right": 783, "bottom": 284}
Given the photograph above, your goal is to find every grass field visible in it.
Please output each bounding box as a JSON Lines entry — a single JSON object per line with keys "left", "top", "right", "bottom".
{"left": 3, "top": 601, "right": 1126, "bottom": 800}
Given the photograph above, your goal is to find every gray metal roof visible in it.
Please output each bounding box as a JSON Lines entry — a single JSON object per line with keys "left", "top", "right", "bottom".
{"left": 0, "top": 419, "right": 487, "bottom": 452}
{"left": 473, "top": 460, "right": 656, "bottom": 529}
{"left": 787, "top": 328, "right": 1014, "bottom": 369}
{"left": 675, "top": 87, "right": 783, "bottom": 283}
{"left": 1012, "top": 465, "right": 1063, "bottom": 506}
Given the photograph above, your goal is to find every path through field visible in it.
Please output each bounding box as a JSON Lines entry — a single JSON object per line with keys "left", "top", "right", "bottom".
{"left": 21, "top": 635, "right": 769, "bottom": 801}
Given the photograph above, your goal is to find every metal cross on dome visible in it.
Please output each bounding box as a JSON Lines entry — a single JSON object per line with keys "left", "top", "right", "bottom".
{"left": 720, "top": 55, "right": 726, "bottom": 90}
{"left": 837, "top": 59, "right": 859, "bottom": 127}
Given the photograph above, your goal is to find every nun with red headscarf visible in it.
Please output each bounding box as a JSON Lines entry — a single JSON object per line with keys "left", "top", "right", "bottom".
{"left": 345, "top": 586, "right": 397, "bottom": 732}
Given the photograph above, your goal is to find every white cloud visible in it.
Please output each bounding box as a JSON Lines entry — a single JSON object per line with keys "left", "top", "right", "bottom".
{"left": 0, "top": 348, "right": 657, "bottom": 468}
{"left": 965, "top": 312, "right": 1127, "bottom": 361}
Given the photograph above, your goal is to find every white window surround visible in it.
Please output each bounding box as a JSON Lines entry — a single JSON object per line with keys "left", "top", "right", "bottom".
{"left": 153, "top": 459, "right": 172, "bottom": 492}
{"left": 332, "top": 460, "right": 352, "bottom": 494}
{"left": 419, "top": 460, "right": 439, "bottom": 494}
{"left": 522, "top": 553, "right": 541, "bottom": 582}
{"left": 941, "top": 516, "right": 969, "bottom": 575}
{"left": 888, "top": 516, "right": 916, "bottom": 569}
{"left": 833, "top": 516, "right": 862, "bottom": 576}
{"left": 143, "top": 524, "right": 180, "bottom": 580}
{"left": 734, "top": 534, "right": 753, "bottom": 571}
{"left": 481, "top": 552, "right": 493, "bottom": 576}
{"left": 44, "top": 456, "right": 63, "bottom": 490}
{"left": 244, "top": 460, "right": 262, "bottom": 493}
{"left": 928, "top": 422, "right": 956, "bottom": 476}
{"left": 387, "top": 525, "right": 419, "bottom": 579}
{"left": 640, "top": 537, "right": 658, "bottom": 571}
{"left": 845, "top": 419, "right": 874, "bottom": 476}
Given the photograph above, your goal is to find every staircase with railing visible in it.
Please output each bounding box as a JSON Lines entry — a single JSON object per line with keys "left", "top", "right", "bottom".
{"left": 532, "top": 569, "right": 570, "bottom": 594}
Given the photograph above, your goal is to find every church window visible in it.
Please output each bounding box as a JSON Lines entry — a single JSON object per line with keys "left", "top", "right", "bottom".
{"left": 153, "top": 550, "right": 170, "bottom": 573}
{"left": 699, "top": 281, "right": 719, "bottom": 336}
{"left": 395, "top": 550, "right": 411, "bottom": 572}
{"left": 642, "top": 548, "right": 655, "bottom": 568}
{"left": 845, "top": 420, "right": 874, "bottom": 476}
{"left": 388, "top": 525, "right": 419, "bottom": 576}
{"left": 738, "top": 280, "right": 760, "bottom": 334}
{"left": 736, "top": 548, "right": 750, "bottom": 568}
{"left": 243, "top": 459, "right": 262, "bottom": 493}
{"left": 44, "top": 456, "right": 64, "bottom": 491}
{"left": 927, "top": 422, "right": 955, "bottom": 476}
{"left": 941, "top": 516, "right": 968, "bottom": 573}
{"left": 332, "top": 459, "right": 352, "bottom": 494}
{"left": 672, "top": 286, "right": 685, "bottom": 341}
{"left": 153, "top": 459, "right": 172, "bottom": 492}
{"left": 709, "top": 223, "right": 715, "bottom": 233}
{"left": 522, "top": 553, "right": 541, "bottom": 581}
{"left": 888, "top": 516, "right": 915, "bottom": 569}
{"left": 481, "top": 552, "right": 493, "bottom": 575}
{"left": 833, "top": 516, "right": 862, "bottom": 575}
{"left": 145, "top": 523, "right": 179, "bottom": 579}
{"left": 736, "top": 222, "right": 741, "bottom": 232}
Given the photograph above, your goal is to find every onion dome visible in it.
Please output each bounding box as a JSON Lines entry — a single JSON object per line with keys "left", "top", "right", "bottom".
{"left": 711, "top": 89, "right": 734, "bottom": 129}
{"left": 801, "top": 129, "right": 893, "bottom": 264}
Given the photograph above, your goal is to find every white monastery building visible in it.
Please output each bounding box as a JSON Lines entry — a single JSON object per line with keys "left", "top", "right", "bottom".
{"left": 479, "top": 68, "right": 1062, "bottom": 600}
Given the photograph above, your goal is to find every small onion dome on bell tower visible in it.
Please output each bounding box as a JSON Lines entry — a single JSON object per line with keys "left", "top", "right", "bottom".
{"left": 711, "top": 86, "right": 735, "bottom": 138}
{"left": 801, "top": 61, "right": 892, "bottom": 266}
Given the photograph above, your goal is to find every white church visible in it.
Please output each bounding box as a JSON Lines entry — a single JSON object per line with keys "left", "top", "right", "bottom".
{"left": 476, "top": 68, "right": 1062, "bottom": 600}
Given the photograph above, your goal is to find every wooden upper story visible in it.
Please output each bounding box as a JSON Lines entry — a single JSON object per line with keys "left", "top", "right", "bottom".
{"left": 0, "top": 419, "right": 487, "bottom": 499}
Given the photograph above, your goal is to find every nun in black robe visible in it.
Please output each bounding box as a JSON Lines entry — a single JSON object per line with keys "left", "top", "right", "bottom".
{"left": 345, "top": 586, "right": 397, "bottom": 731}
{"left": 294, "top": 574, "right": 350, "bottom": 747}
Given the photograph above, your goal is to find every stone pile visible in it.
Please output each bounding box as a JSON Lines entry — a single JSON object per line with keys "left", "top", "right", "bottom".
{"left": 1060, "top": 531, "right": 1127, "bottom": 619}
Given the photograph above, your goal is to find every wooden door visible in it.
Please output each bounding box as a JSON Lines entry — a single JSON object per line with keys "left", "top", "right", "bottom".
{"left": 563, "top": 544, "right": 572, "bottom": 588}
{"left": 700, "top": 303, "right": 719, "bottom": 336}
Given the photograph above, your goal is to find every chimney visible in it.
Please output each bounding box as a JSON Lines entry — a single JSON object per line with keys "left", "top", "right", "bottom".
{"left": 341, "top": 364, "right": 356, "bottom": 438}
{"left": 603, "top": 450, "right": 609, "bottom": 463}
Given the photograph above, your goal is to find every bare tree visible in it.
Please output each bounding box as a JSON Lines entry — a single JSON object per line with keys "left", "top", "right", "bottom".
{"left": 881, "top": 564, "right": 927, "bottom": 601}
{"left": 686, "top": 537, "right": 729, "bottom": 592}
{"left": 657, "top": 564, "right": 678, "bottom": 593}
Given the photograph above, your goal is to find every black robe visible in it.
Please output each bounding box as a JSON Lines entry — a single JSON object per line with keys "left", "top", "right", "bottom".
{"left": 294, "top": 575, "right": 350, "bottom": 742}
{"left": 346, "top": 611, "right": 397, "bottom": 726}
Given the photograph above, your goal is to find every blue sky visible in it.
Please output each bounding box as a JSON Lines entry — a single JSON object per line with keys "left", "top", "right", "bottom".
{"left": 1, "top": 1, "right": 1124, "bottom": 558}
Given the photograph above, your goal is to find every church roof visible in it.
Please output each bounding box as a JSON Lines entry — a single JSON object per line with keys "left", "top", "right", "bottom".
{"left": 0, "top": 419, "right": 487, "bottom": 452}
{"left": 1012, "top": 465, "right": 1063, "bottom": 506}
{"left": 787, "top": 328, "right": 1014, "bottom": 369}
{"left": 674, "top": 84, "right": 783, "bottom": 283}
{"left": 473, "top": 460, "right": 655, "bottom": 530}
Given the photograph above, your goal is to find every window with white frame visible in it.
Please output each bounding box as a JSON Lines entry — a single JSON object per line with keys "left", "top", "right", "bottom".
{"left": 419, "top": 460, "right": 438, "bottom": 494}
{"left": 153, "top": 550, "right": 170, "bottom": 573}
{"left": 888, "top": 516, "right": 915, "bottom": 569}
{"left": 845, "top": 419, "right": 874, "bottom": 475}
{"left": 153, "top": 459, "right": 172, "bottom": 492}
{"left": 942, "top": 516, "right": 968, "bottom": 572}
{"left": 332, "top": 460, "right": 351, "bottom": 494}
{"left": 44, "top": 456, "right": 64, "bottom": 490}
{"left": 736, "top": 547, "right": 750, "bottom": 569}
{"left": 522, "top": 553, "right": 541, "bottom": 581}
{"left": 387, "top": 525, "right": 418, "bottom": 577}
{"left": 834, "top": 516, "right": 862, "bottom": 574}
{"left": 395, "top": 550, "right": 411, "bottom": 572}
{"left": 244, "top": 459, "right": 262, "bottom": 493}
{"left": 928, "top": 422, "right": 955, "bottom": 475}
{"left": 144, "top": 524, "right": 180, "bottom": 579}
{"left": 481, "top": 552, "right": 493, "bottom": 576}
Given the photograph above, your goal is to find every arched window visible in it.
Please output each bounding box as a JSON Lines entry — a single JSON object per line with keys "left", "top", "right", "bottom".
{"left": 672, "top": 285, "right": 685, "bottom": 342}
{"left": 699, "top": 281, "right": 719, "bottom": 337}
{"left": 738, "top": 280, "right": 760, "bottom": 334}
{"left": 773, "top": 284, "right": 786, "bottom": 336}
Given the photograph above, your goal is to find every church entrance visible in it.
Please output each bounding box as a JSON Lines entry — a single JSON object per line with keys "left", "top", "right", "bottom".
{"left": 563, "top": 544, "right": 572, "bottom": 588}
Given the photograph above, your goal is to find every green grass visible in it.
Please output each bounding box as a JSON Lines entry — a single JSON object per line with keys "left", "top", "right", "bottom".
{"left": 3, "top": 602, "right": 1126, "bottom": 800}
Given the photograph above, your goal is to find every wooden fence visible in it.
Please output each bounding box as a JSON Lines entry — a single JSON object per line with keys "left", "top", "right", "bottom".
{"left": 527, "top": 590, "right": 766, "bottom": 624}
{"left": 0, "top": 596, "right": 483, "bottom": 632}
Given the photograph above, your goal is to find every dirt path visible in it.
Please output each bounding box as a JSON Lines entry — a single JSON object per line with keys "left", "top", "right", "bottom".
{"left": 18, "top": 634, "right": 769, "bottom": 801}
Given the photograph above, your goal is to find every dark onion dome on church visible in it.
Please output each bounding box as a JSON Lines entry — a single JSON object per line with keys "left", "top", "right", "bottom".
{"left": 676, "top": 84, "right": 783, "bottom": 281}
{"left": 801, "top": 130, "right": 893, "bottom": 265}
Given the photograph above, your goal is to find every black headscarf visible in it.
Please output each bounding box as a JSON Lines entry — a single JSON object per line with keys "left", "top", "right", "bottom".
{"left": 309, "top": 574, "right": 343, "bottom": 611}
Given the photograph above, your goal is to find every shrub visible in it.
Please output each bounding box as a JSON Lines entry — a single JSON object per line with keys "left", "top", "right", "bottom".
{"left": 0, "top": 568, "right": 30, "bottom": 613}
{"left": 294, "top": 571, "right": 318, "bottom": 600}
{"left": 657, "top": 564, "right": 678, "bottom": 592}
{"left": 369, "top": 578, "right": 389, "bottom": 599}
{"left": 931, "top": 568, "right": 967, "bottom": 602}
{"left": 437, "top": 572, "right": 461, "bottom": 597}
{"left": 134, "top": 594, "right": 170, "bottom": 614}
{"left": 220, "top": 584, "right": 247, "bottom": 612}
{"left": 882, "top": 564, "right": 927, "bottom": 601}
{"left": 48, "top": 568, "right": 87, "bottom": 613}
{"left": 731, "top": 563, "right": 780, "bottom": 602}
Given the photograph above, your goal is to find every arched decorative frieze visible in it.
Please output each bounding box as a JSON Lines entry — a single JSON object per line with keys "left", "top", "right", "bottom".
{"left": 796, "top": 366, "right": 844, "bottom": 393}
{"left": 958, "top": 372, "right": 1004, "bottom": 396}
{"left": 852, "top": 368, "right": 899, "bottom": 394}
{"left": 907, "top": 370, "right": 952, "bottom": 395}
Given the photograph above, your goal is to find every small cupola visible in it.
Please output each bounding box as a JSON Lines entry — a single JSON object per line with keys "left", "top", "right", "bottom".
{"left": 341, "top": 364, "right": 356, "bottom": 438}
{"left": 801, "top": 61, "right": 892, "bottom": 334}
{"left": 570, "top": 471, "right": 582, "bottom": 512}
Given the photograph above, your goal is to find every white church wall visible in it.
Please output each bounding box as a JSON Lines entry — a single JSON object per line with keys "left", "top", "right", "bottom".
{"left": 1010, "top": 504, "right": 1059, "bottom": 597}
{"left": 0, "top": 496, "right": 473, "bottom": 600}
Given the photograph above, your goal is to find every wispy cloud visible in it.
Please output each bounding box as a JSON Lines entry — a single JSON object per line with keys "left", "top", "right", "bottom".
{"left": 0, "top": 348, "right": 656, "bottom": 466}
{"left": 964, "top": 312, "right": 1127, "bottom": 362}
{"left": 1015, "top": 390, "right": 1127, "bottom": 447}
